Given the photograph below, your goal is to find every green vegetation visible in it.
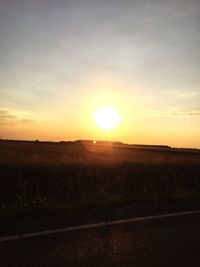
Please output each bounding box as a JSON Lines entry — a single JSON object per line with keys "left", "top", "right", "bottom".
{"left": 0, "top": 140, "right": 200, "bottom": 223}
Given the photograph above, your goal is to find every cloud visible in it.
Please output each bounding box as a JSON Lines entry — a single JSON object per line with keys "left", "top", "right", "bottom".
{"left": 0, "top": 109, "right": 36, "bottom": 125}
{"left": 168, "top": 111, "right": 200, "bottom": 116}
{"left": 148, "top": 110, "right": 200, "bottom": 117}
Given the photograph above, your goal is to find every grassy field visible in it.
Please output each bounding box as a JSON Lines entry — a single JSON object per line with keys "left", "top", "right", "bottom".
{"left": 0, "top": 140, "right": 200, "bottom": 231}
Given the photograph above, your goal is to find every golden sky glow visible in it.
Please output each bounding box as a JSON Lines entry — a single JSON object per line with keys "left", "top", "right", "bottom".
{"left": 0, "top": 1, "right": 200, "bottom": 148}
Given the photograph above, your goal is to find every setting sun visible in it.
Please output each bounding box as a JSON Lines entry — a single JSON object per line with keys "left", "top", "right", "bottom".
{"left": 93, "top": 106, "right": 121, "bottom": 130}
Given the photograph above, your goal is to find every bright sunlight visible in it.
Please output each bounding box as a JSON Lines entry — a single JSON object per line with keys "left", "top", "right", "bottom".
{"left": 93, "top": 106, "right": 121, "bottom": 130}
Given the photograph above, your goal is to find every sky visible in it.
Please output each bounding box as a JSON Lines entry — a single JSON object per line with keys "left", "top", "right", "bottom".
{"left": 0, "top": 0, "right": 200, "bottom": 148}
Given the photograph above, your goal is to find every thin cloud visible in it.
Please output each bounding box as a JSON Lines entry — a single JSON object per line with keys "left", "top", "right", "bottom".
{"left": 166, "top": 111, "right": 200, "bottom": 116}
{"left": 0, "top": 109, "right": 36, "bottom": 125}
{"left": 148, "top": 110, "right": 200, "bottom": 117}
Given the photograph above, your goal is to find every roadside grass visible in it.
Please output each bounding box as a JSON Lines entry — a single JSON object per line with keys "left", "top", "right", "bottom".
{"left": 0, "top": 141, "right": 200, "bottom": 223}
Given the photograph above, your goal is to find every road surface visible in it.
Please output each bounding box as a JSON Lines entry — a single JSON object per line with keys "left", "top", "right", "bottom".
{"left": 1, "top": 213, "right": 200, "bottom": 267}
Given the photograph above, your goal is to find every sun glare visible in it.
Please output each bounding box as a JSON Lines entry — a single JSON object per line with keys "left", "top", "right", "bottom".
{"left": 93, "top": 106, "right": 121, "bottom": 130}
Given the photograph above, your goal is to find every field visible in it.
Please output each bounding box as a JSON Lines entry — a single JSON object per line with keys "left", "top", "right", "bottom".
{"left": 0, "top": 140, "right": 200, "bottom": 234}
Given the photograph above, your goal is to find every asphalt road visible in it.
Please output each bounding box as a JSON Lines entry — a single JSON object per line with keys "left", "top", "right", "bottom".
{"left": 1, "top": 213, "right": 200, "bottom": 267}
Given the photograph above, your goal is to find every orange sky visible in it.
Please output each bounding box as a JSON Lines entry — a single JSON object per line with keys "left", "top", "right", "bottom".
{"left": 0, "top": 1, "right": 200, "bottom": 148}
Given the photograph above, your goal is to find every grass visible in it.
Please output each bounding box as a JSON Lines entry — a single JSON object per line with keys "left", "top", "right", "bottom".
{"left": 0, "top": 140, "right": 200, "bottom": 225}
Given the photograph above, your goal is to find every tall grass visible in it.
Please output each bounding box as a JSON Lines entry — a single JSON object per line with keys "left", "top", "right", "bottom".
{"left": 0, "top": 141, "right": 200, "bottom": 218}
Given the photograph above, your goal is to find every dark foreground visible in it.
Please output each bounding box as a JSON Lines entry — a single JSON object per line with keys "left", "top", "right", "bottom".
{"left": 1, "top": 139, "right": 200, "bottom": 232}
{"left": 1, "top": 213, "right": 200, "bottom": 267}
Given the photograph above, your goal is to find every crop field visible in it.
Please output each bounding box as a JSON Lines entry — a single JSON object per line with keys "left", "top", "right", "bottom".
{"left": 0, "top": 140, "right": 200, "bottom": 233}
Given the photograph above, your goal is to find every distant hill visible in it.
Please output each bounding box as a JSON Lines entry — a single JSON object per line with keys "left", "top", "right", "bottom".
{"left": 0, "top": 138, "right": 199, "bottom": 154}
